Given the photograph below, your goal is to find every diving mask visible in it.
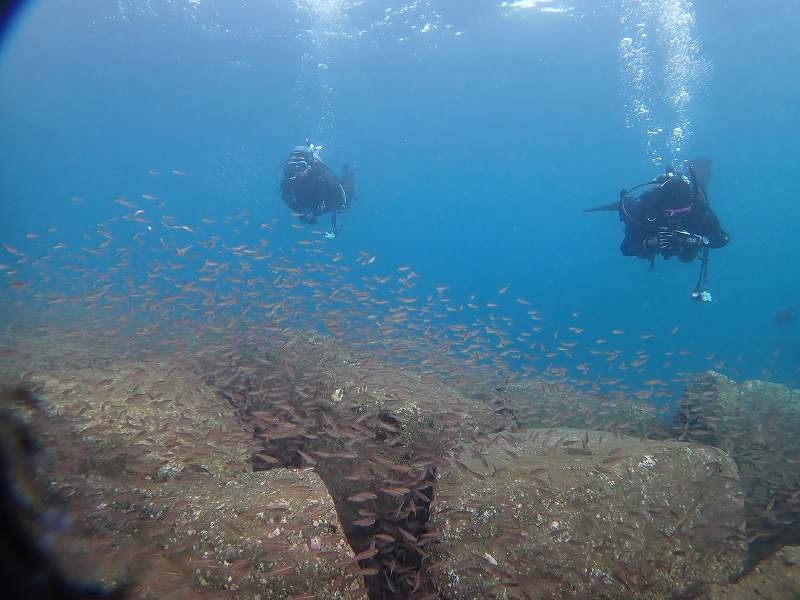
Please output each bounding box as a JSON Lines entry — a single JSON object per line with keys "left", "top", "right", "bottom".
{"left": 286, "top": 157, "right": 311, "bottom": 179}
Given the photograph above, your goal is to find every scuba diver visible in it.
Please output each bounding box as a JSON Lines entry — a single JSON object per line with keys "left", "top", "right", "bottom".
{"left": 584, "top": 159, "right": 729, "bottom": 302}
{"left": 280, "top": 141, "right": 355, "bottom": 238}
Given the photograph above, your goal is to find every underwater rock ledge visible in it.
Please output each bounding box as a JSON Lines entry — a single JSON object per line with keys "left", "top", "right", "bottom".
{"left": 4, "top": 332, "right": 800, "bottom": 599}
{"left": 673, "top": 370, "right": 800, "bottom": 564}
{"left": 1, "top": 357, "right": 367, "bottom": 599}
{"left": 428, "top": 427, "right": 746, "bottom": 599}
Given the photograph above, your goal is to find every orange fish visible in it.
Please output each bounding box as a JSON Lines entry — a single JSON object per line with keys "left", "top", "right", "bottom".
{"left": 348, "top": 492, "right": 377, "bottom": 503}
{"left": 1, "top": 244, "right": 24, "bottom": 257}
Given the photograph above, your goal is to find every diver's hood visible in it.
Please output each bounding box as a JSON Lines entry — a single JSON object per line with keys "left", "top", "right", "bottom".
{"left": 290, "top": 146, "right": 313, "bottom": 161}
{"left": 285, "top": 147, "right": 314, "bottom": 179}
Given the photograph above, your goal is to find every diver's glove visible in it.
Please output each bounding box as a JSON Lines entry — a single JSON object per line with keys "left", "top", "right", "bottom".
{"left": 657, "top": 227, "right": 677, "bottom": 250}
{"left": 658, "top": 228, "right": 708, "bottom": 250}
{"left": 672, "top": 230, "right": 709, "bottom": 247}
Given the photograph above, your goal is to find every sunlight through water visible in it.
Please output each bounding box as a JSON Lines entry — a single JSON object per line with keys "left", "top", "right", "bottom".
{"left": 618, "top": 0, "right": 711, "bottom": 166}
{"left": 292, "top": 0, "right": 353, "bottom": 146}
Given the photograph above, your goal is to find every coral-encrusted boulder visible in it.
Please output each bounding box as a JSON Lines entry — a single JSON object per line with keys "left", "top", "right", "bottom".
{"left": 700, "top": 545, "right": 800, "bottom": 599}
{"left": 673, "top": 371, "right": 800, "bottom": 560}
{"left": 428, "top": 428, "right": 746, "bottom": 599}
{"left": 136, "top": 468, "right": 368, "bottom": 599}
{"left": 3, "top": 358, "right": 368, "bottom": 599}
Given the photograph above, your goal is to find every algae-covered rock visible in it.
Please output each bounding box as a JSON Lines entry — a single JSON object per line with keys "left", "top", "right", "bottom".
{"left": 429, "top": 428, "right": 746, "bottom": 599}
{"left": 34, "top": 360, "right": 253, "bottom": 481}
{"left": 1, "top": 356, "right": 368, "bottom": 599}
{"left": 52, "top": 467, "right": 368, "bottom": 600}
{"left": 673, "top": 371, "right": 800, "bottom": 559}
{"left": 138, "top": 468, "right": 367, "bottom": 599}
{"left": 503, "top": 380, "right": 669, "bottom": 438}
{"left": 318, "top": 354, "right": 516, "bottom": 456}
{"left": 317, "top": 341, "right": 667, "bottom": 460}
{"left": 700, "top": 545, "right": 800, "bottom": 599}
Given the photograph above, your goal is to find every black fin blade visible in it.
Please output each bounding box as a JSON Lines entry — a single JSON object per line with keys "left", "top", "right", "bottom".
{"left": 686, "top": 157, "right": 713, "bottom": 189}
{"left": 582, "top": 201, "right": 621, "bottom": 213}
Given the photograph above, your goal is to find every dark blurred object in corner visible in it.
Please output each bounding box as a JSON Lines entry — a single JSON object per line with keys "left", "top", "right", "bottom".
{"left": 1, "top": 0, "right": 26, "bottom": 42}
{"left": 0, "top": 385, "right": 128, "bottom": 599}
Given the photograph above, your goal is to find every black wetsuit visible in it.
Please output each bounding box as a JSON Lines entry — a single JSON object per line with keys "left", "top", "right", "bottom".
{"left": 281, "top": 157, "right": 355, "bottom": 225}
{"left": 620, "top": 177, "right": 729, "bottom": 262}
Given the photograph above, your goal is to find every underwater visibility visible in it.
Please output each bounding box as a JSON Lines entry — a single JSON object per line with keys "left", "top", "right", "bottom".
{"left": 1, "top": 0, "right": 799, "bottom": 598}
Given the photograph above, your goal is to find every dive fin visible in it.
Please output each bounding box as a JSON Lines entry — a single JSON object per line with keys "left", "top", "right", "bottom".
{"left": 582, "top": 201, "right": 621, "bottom": 213}
{"left": 685, "top": 157, "right": 712, "bottom": 190}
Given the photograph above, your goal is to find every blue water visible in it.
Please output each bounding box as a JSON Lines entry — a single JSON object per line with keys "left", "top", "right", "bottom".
{"left": 1, "top": 0, "right": 798, "bottom": 390}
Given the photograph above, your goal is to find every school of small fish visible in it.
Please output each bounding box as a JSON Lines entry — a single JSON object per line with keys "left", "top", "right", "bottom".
{"left": 0, "top": 173, "right": 797, "bottom": 599}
